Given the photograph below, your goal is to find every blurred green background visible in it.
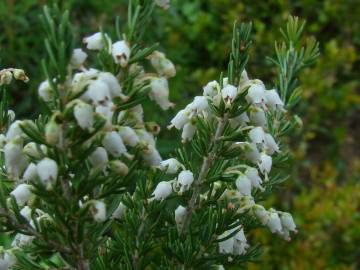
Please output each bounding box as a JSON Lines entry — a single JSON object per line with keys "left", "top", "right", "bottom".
{"left": 1, "top": 0, "right": 359, "bottom": 269}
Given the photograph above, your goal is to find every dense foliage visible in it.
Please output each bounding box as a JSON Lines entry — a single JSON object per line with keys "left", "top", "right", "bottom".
{"left": 0, "top": 0, "right": 359, "bottom": 269}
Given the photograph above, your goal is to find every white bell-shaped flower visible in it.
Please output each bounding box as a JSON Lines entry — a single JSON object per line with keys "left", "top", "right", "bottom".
{"left": 203, "top": 80, "right": 220, "bottom": 97}
{"left": 187, "top": 96, "right": 209, "bottom": 114}
{"left": 265, "top": 89, "right": 284, "bottom": 110}
{"left": 267, "top": 210, "right": 283, "bottom": 233}
{"left": 174, "top": 205, "right": 187, "bottom": 228}
{"left": 246, "top": 80, "right": 266, "bottom": 104}
{"left": 160, "top": 158, "right": 183, "bottom": 174}
{"left": 89, "top": 147, "right": 108, "bottom": 170}
{"left": 280, "top": 212, "right": 297, "bottom": 232}
{"left": 218, "top": 232, "right": 235, "bottom": 254}
{"left": 102, "top": 131, "right": 127, "bottom": 157}
{"left": 91, "top": 201, "right": 106, "bottom": 222}
{"left": 6, "top": 120, "right": 23, "bottom": 141}
{"left": 249, "top": 126, "right": 265, "bottom": 144}
{"left": 10, "top": 184, "right": 32, "bottom": 206}
{"left": 241, "top": 142, "right": 261, "bottom": 163}
{"left": 83, "top": 32, "right": 108, "bottom": 50}
{"left": 23, "top": 142, "right": 46, "bottom": 159}
{"left": 264, "top": 133, "right": 280, "bottom": 155}
{"left": 149, "top": 77, "right": 173, "bottom": 110}
{"left": 152, "top": 181, "right": 172, "bottom": 201}
{"left": 20, "top": 206, "right": 32, "bottom": 221}
{"left": 142, "top": 144, "right": 162, "bottom": 166}
{"left": 181, "top": 122, "right": 196, "bottom": 142}
{"left": 112, "top": 202, "right": 127, "bottom": 220}
{"left": 87, "top": 79, "right": 111, "bottom": 105}
{"left": 37, "top": 158, "right": 58, "bottom": 189}
{"left": 252, "top": 204, "right": 270, "bottom": 225}
{"left": 169, "top": 109, "right": 190, "bottom": 130}
{"left": 177, "top": 170, "right": 194, "bottom": 192}
{"left": 0, "top": 251, "right": 16, "bottom": 269}
{"left": 4, "top": 140, "right": 27, "bottom": 178}
{"left": 235, "top": 174, "right": 252, "bottom": 196}
{"left": 96, "top": 102, "right": 114, "bottom": 126}
{"left": 98, "top": 72, "right": 124, "bottom": 99}
{"left": 245, "top": 167, "right": 263, "bottom": 190}
{"left": 118, "top": 126, "right": 139, "bottom": 147}
{"left": 38, "top": 80, "right": 54, "bottom": 102}
{"left": 258, "top": 153, "right": 272, "bottom": 174}
{"left": 233, "top": 227, "right": 249, "bottom": 255}
{"left": 70, "top": 48, "right": 87, "bottom": 68}
{"left": 112, "top": 40, "right": 131, "bottom": 67}
{"left": 74, "top": 102, "right": 94, "bottom": 130}
{"left": 7, "top": 110, "right": 15, "bottom": 123}
{"left": 22, "top": 163, "right": 38, "bottom": 182}
{"left": 249, "top": 107, "right": 266, "bottom": 127}
{"left": 137, "top": 129, "right": 156, "bottom": 147}
{"left": 221, "top": 84, "right": 238, "bottom": 104}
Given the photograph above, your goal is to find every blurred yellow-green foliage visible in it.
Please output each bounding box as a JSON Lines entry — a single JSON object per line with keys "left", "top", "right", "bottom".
{"left": 1, "top": 0, "right": 359, "bottom": 269}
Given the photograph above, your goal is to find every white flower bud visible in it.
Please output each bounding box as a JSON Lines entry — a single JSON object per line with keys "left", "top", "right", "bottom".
{"left": 267, "top": 210, "right": 282, "bottom": 233}
{"left": 91, "top": 201, "right": 106, "bottom": 222}
{"left": 174, "top": 205, "right": 187, "bottom": 228}
{"left": 109, "top": 160, "right": 129, "bottom": 176}
{"left": 38, "top": 80, "right": 54, "bottom": 102}
{"left": 7, "top": 110, "right": 15, "bottom": 123}
{"left": 12, "top": 69, "right": 29, "bottom": 82}
{"left": 89, "top": 147, "right": 108, "bottom": 170}
{"left": 112, "top": 40, "right": 131, "bottom": 67}
{"left": 142, "top": 144, "right": 162, "bottom": 166}
{"left": 264, "top": 133, "right": 280, "bottom": 155}
{"left": 10, "top": 184, "right": 32, "bottom": 206}
{"left": 4, "top": 140, "right": 27, "bottom": 178}
{"left": 23, "top": 163, "right": 38, "bottom": 182}
{"left": 181, "top": 122, "right": 196, "bottom": 142}
{"left": 253, "top": 204, "right": 270, "bottom": 225}
{"left": 265, "top": 89, "right": 284, "bottom": 110}
{"left": 160, "top": 158, "right": 183, "bottom": 174}
{"left": 71, "top": 48, "right": 87, "bottom": 68}
{"left": 245, "top": 167, "right": 263, "bottom": 190}
{"left": 177, "top": 170, "right": 194, "bottom": 192}
{"left": 0, "top": 250, "right": 16, "bottom": 269}
{"left": 6, "top": 120, "right": 23, "bottom": 141}
{"left": 155, "top": 0, "right": 170, "bottom": 9}
{"left": 0, "top": 69, "right": 13, "bottom": 85}
{"left": 249, "top": 107, "right": 266, "bottom": 127}
{"left": 36, "top": 158, "right": 58, "bottom": 189}
{"left": 118, "top": 126, "right": 139, "bottom": 147}
{"left": 98, "top": 72, "right": 124, "bottom": 99}
{"left": 280, "top": 213, "right": 297, "bottom": 232}
{"left": 112, "top": 202, "right": 126, "bottom": 219}
{"left": 87, "top": 79, "right": 111, "bottom": 105}
{"left": 83, "top": 32, "right": 108, "bottom": 50}
{"left": 258, "top": 153, "right": 272, "bottom": 174}
{"left": 169, "top": 109, "right": 190, "bottom": 130}
{"left": 45, "top": 120, "right": 61, "bottom": 146}
{"left": 150, "top": 51, "right": 176, "bottom": 78}
{"left": 246, "top": 80, "right": 266, "bottom": 104}
{"left": 102, "top": 131, "right": 127, "bottom": 157}
{"left": 203, "top": 80, "right": 220, "bottom": 97}
{"left": 152, "top": 181, "right": 172, "bottom": 201}
{"left": 149, "top": 77, "right": 174, "bottom": 110}
{"left": 235, "top": 174, "right": 252, "bottom": 196}
{"left": 221, "top": 84, "right": 238, "bottom": 104}
{"left": 74, "top": 102, "right": 94, "bottom": 130}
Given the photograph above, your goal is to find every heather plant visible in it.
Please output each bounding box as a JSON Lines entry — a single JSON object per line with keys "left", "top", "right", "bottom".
{"left": 0, "top": 1, "right": 318, "bottom": 269}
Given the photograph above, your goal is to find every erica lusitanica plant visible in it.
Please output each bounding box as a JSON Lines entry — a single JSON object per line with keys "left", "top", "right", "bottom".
{"left": 0, "top": 0, "right": 319, "bottom": 269}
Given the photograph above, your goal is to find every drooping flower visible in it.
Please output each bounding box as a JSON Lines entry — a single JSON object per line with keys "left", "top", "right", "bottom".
{"left": 203, "top": 80, "right": 220, "bottom": 97}
{"left": 258, "top": 153, "right": 272, "bottom": 174}
{"left": 266, "top": 210, "right": 282, "bottom": 233}
{"left": 112, "top": 40, "right": 131, "bottom": 67}
{"left": 245, "top": 167, "right": 264, "bottom": 190}
{"left": 83, "top": 32, "right": 108, "bottom": 50}
{"left": 10, "top": 184, "right": 32, "bottom": 206}
{"left": 264, "top": 133, "right": 280, "bottom": 155}
{"left": 36, "top": 158, "right": 58, "bottom": 190}
{"left": 142, "top": 144, "right": 162, "bottom": 166}
{"left": 112, "top": 202, "right": 127, "bottom": 220}
{"left": 265, "top": 89, "right": 284, "bottom": 110}
{"left": 149, "top": 51, "right": 176, "bottom": 78}
{"left": 169, "top": 109, "right": 190, "bottom": 130}
{"left": 249, "top": 127, "right": 265, "bottom": 144}
{"left": 152, "top": 181, "right": 172, "bottom": 201}
{"left": 74, "top": 102, "right": 94, "bottom": 130}
{"left": 71, "top": 48, "right": 88, "bottom": 68}
{"left": 22, "top": 163, "right": 38, "bottom": 182}
{"left": 181, "top": 122, "right": 196, "bottom": 142}
{"left": 87, "top": 79, "right": 111, "bottom": 106}
{"left": 102, "top": 131, "right": 127, "bottom": 157}
{"left": 118, "top": 126, "right": 139, "bottom": 147}
{"left": 149, "top": 77, "right": 174, "bottom": 110}
{"left": 89, "top": 147, "right": 108, "bottom": 170}
{"left": 174, "top": 205, "right": 187, "bottom": 229}
{"left": 91, "top": 201, "right": 106, "bottom": 222}
{"left": 160, "top": 158, "right": 183, "bottom": 174}
{"left": 177, "top": 170, "right": 194, "bottom": 192}
{"left": 38, "top": 80, "right": 54, "bottom": 102}
{"left": 235, "top": 174, "right": 252, "bottom": 196}
{"left": 245, "top": 80, "right": 266, "bottom": 104}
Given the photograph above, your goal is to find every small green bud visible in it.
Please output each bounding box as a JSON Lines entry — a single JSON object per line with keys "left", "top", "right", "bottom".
{"left": 45, "top": 120, "right": 61, "bottom": 145}
{"left": 109, "top": 160, "right": 129, "bottom": 176}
